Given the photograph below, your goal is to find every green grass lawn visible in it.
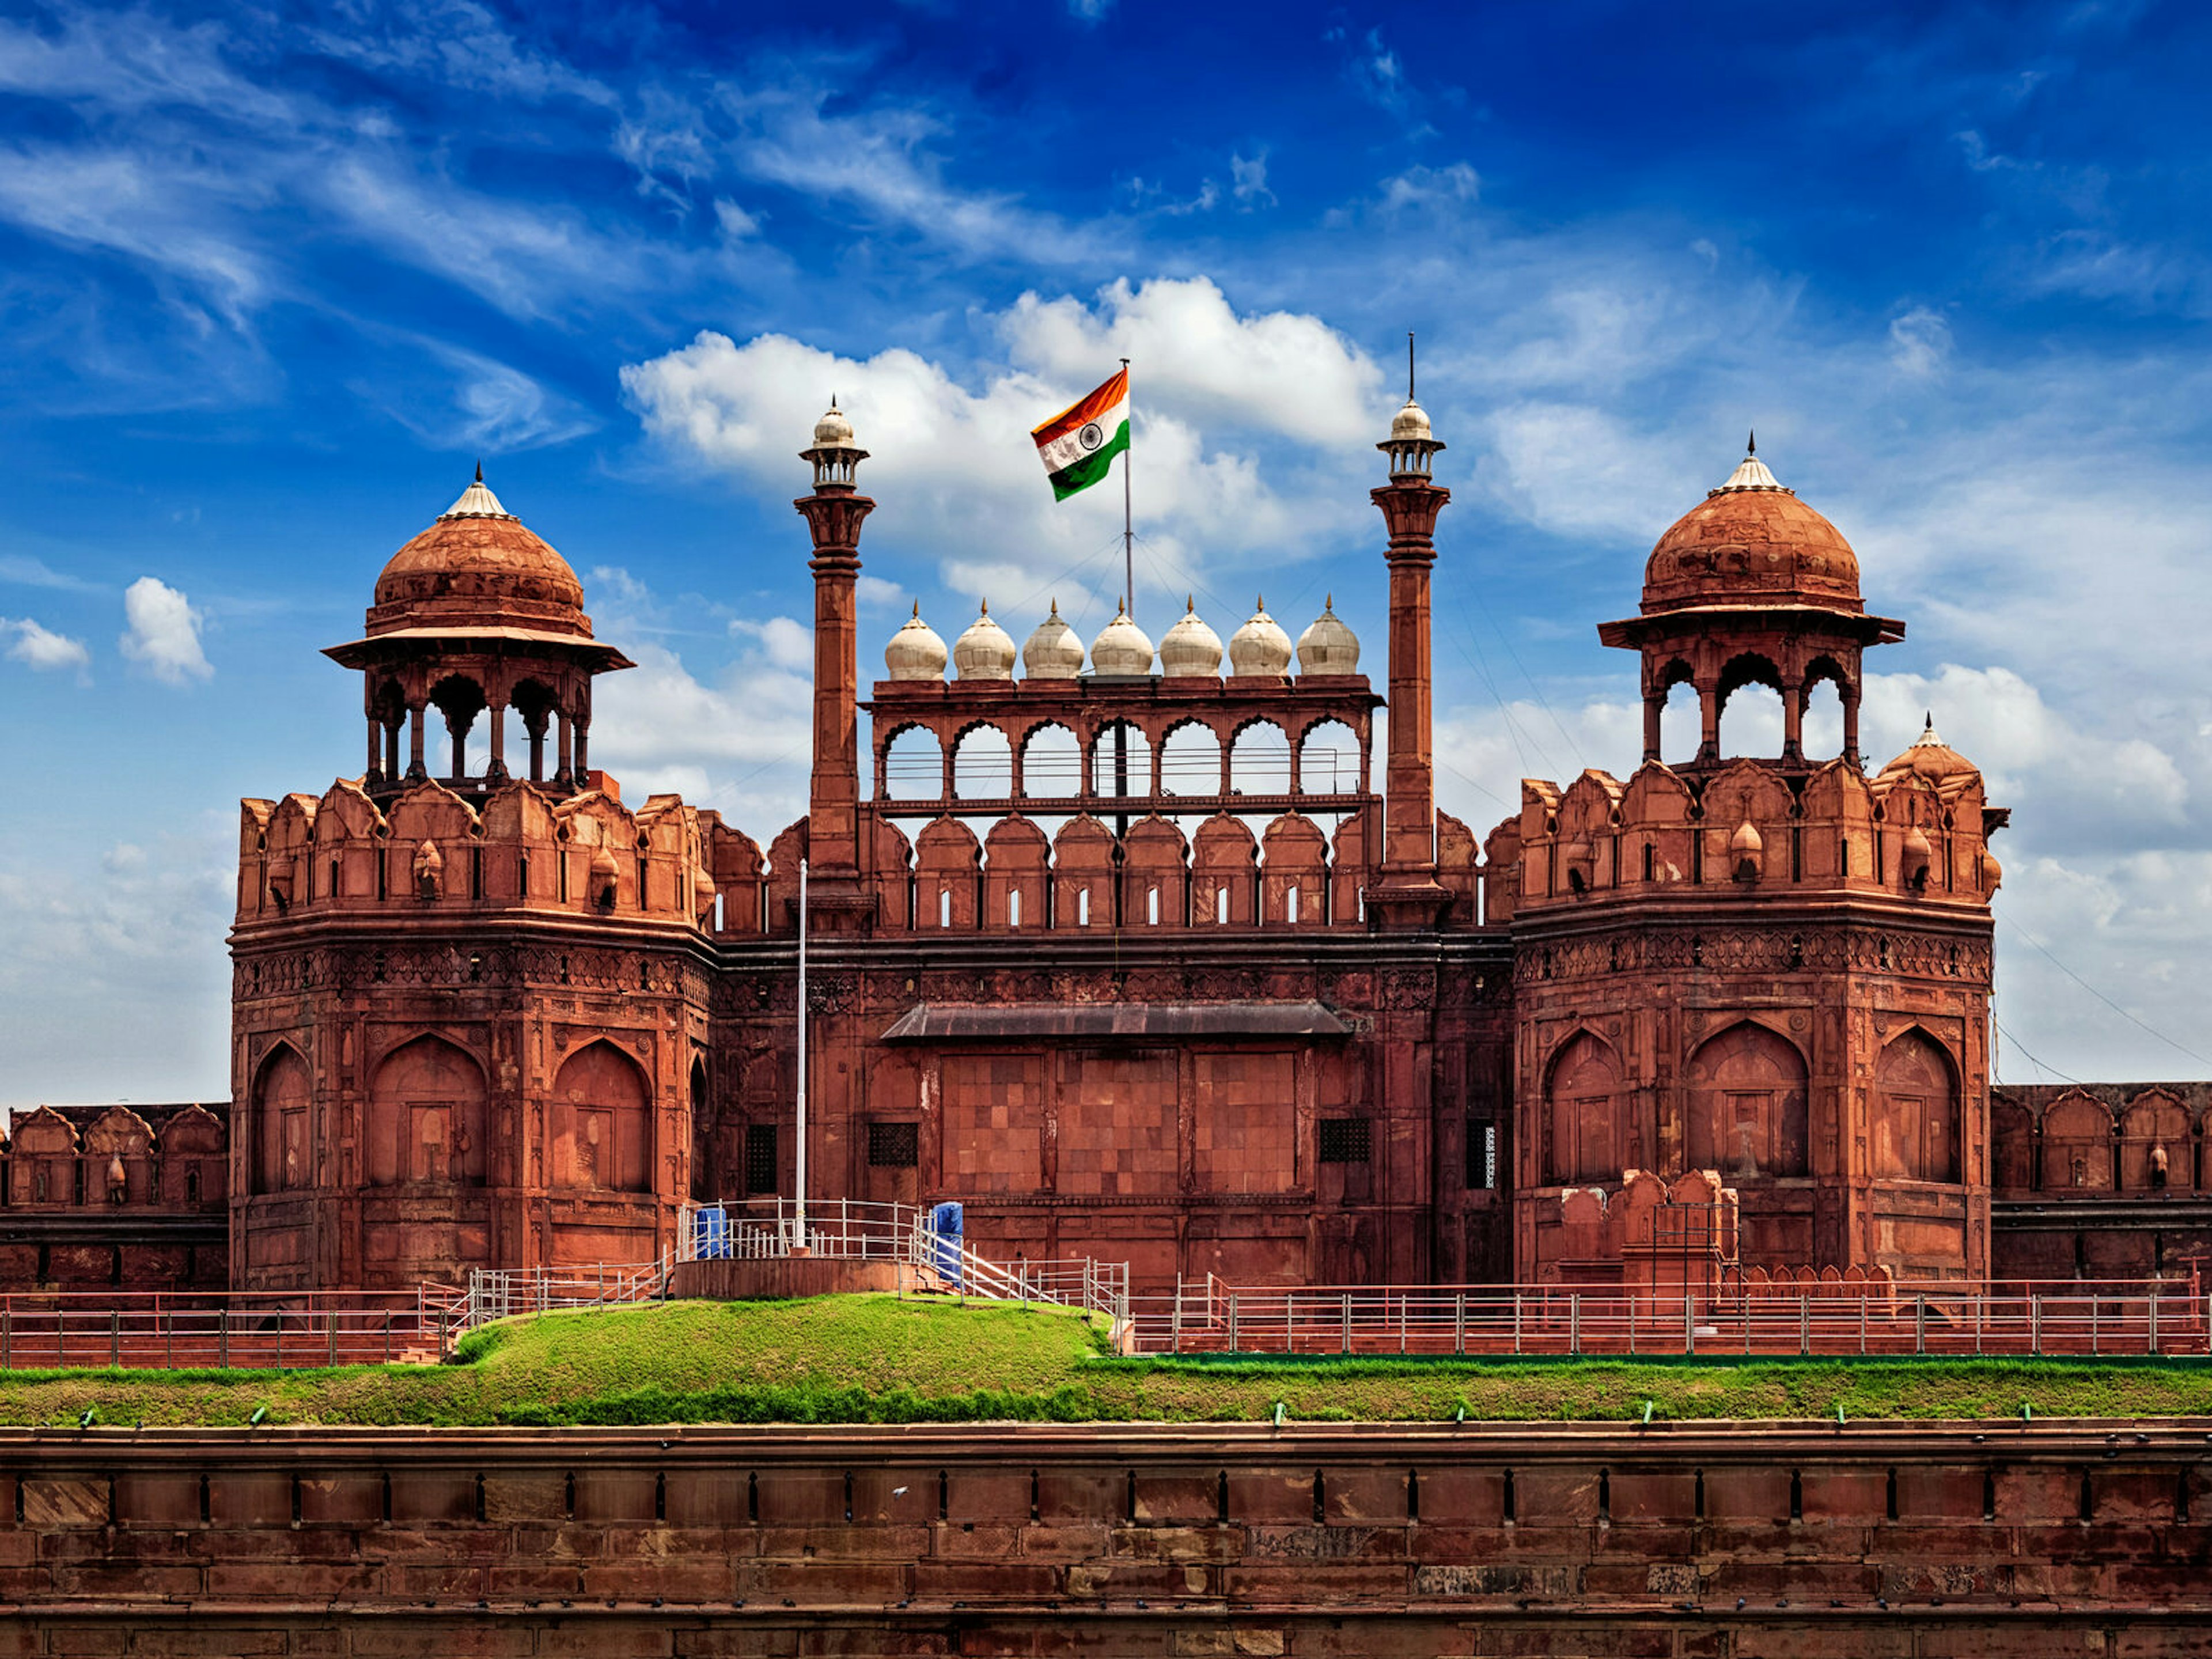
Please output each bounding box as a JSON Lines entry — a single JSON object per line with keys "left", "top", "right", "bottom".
{"left": 0, "top": 1294, "right": 2208, "bottom": 1428}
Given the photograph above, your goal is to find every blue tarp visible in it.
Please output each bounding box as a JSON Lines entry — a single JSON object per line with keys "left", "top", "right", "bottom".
{"left": 692, "top": 1204, "right": 732, "bottom": 1260}
{"left": 928, "top": 1201, "right": 964, "bottom": 1286}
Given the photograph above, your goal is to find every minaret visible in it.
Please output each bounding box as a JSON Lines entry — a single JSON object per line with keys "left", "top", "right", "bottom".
{"left": 794, "top": 401, "right": 875, "bottom": 927}
{"left": 1368, "top": 343, "right": 1453, "bottom": 929}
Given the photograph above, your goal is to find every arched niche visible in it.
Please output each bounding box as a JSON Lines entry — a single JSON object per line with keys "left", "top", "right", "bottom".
{"left": 1872, "top": 1029, "right": 1959, "bottom": 1183}
{"left": 368, "top": 1035, "right": 488, "bottom": 1188}
{"left": 689, "top": 1055, "right": 713, "bottom": 1202}
{"left": 253, "top": 1043, "right": 313, "bottom": 1195}
{"left": 1684, "top": 1022, "right": 1808, "bottom": 1179}
{"left": 1545, "top": 1031, "right": 1625, "bottom": 1185}
{"left": 552, "top": 1040, "right": 652, "bottom": 1194}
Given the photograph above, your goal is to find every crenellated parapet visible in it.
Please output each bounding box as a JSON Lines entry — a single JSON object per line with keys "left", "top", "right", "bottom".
{"left": 1511, "top": 743, "right": 2005, "bottom": 915}
{"left": 236, "top": 777, "right": 721, "bottom": 933}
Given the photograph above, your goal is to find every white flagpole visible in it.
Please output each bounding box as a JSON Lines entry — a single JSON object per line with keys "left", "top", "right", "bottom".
{"left": 1120, "top": 357, "right": 1133, "bottom": 619}
{"left": 795, "top": 856, "right": 808, "bottom": 1252}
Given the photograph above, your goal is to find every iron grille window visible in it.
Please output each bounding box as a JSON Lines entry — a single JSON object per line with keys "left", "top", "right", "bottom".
{"left": 868, "top": 1121, "right": 919, "bottom": 1168}
{"left": 1319, "top": 1117, "right": 1372, "bottom": 1164}
{"left": 1465, "top": 1119, "right": 1498, "bottom": 1190}
{"left": 744, "top": 1124, "right": 778, "bottom": 1196}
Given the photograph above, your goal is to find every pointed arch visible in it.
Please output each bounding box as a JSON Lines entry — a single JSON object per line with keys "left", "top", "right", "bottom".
{"left": 552, "top": 1039, "right": 652, "bottom": 1193}
{"left": 1544, "top": 1029, "right": 1626, "bottom": 1185}
{"left": 1683, "top": 1021, "right": 1808, "bottom": 1179}
{"left": 368, "top": 1034, "right": 488, "bottom": 1188}
{"left": 1873, "top": 1027, "right": 1959, "bottom": 1182}
{"left": 253, "top": 1041, "right": 313, "bottom": 1195}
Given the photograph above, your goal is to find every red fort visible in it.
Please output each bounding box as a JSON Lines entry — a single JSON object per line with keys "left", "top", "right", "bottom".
{"left": 4, "top": 399, "right": 2203, "bottom": 1299}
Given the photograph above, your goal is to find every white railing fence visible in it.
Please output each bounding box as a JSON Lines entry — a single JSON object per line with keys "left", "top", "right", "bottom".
{"left": 442, "top": 1198, "right": 1129, "bottom": 1353}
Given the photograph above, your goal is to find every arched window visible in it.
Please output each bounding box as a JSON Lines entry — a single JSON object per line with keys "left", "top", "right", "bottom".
{"left": 1715, "top": 656, "right": 1783, "bottom": 759}
{"left": 883, "top": 725, "right": 944, "bottom": 801}
{"left": 1020, "top": 724, "right": 1082, "bottom": 798}
{"left": 689, "top": 1056, "right": 714, "bottom": 1202}
{"left": 1298, "top": 719, "right": 1360, "bottom": 795}
{"left": 1160, "top": 721, "right": 1221, "bottom": 797}
{"left": 368, "top": 1036, "right": 488, "bottom": 1188}
{"left": 1684, "top": 1023, "right": 1808, "bottom": 1178}
{"left": 1229, "top": 721, "right": 1291, "bottom": 796}
{"left": 952, "top": 725, "right": 1013, "bottom": 799}
{"left": 1091, "top": 721, "right": 1152, "bottom": 798}
{"left": 551, "top": 1041, "right": 652, "bottom": 1194}
{"left": 1873, "top": 1031, "right": 1958, "bottom": 1182}
{"left": 1545, "top": 1032, "right": 1625, "bottom": 1185}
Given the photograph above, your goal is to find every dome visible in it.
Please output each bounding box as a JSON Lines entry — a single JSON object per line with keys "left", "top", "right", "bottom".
{"left": 1640, "top": 444, "right": 1862, "bottom": 616}
{"left": 369, "top": 469, "right": 590, "bottom": 638}
{"left": 1389, "top": 399, "right": 1434, "bottom": 444}
{"left": 1729, "top": 821, "right": 1763, "bottom": 856}
{"left": 812, "top": 400, "right": 856, "bottom": 449}
{"left": 1158, "top": 597, "right": 1224, "bottom": 679}
{"left": 1021, "top": 601, "right": 1084, "bottom": 680}
{"left": 884, "top": 604, "right": 948, "bottom": 681}
{"left": 1228, "top": 596, "right": 1293, "bottom": 677}
{"left": 1296, "top": 596, "right": 1361, "bottom": 675}
{"left": 1878, "top": 713, "right": 1978, "bottom": 785}
{"left": 952, "top": 603, "right": 1016, "bottom": 680}
{"left": 1090, "top": 605, "right": 1156, "bottom": 676}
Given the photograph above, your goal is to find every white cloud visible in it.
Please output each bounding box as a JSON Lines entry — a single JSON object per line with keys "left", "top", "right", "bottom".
{"left": 621, "top": 293, "right": 1374, "bottom": 612}
{"left": 1378, "top": 162, "right": 1480, "bottom": 213}
{"left": 855, "top": 573, "right": 907, "bottom": 611}
{"left": 999, "top": 276, "right": 1385, "bottom": 446}
{"left": 1888, "top": 305, "right": 1953, "bottom": 377}
{"left": 713, "top": 198, "right": 760, "bottom": 238}
{"left": 3, "top": 617, "right": 92, "bottom": 678}
{"left": 1067, "top": 0, "right": 1115, "bottom": 17}
{"left": 1230, "top": 151, "right": 1276, "bottom": 209}
{"left": 119, "top": 576, "right": 212, "bottom": 684}
{"left": 362, "top": 336, "right": 597, "bottom": 452}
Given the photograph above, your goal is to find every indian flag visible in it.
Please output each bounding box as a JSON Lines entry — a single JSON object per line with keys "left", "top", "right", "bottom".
{"left": 1032, "top": 368, "right": 1130, "bottom": 501}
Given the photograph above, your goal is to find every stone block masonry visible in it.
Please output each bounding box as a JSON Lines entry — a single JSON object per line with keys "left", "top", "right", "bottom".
{"left": 2, "top": 1421, "right": 2211, "bottom": 1652}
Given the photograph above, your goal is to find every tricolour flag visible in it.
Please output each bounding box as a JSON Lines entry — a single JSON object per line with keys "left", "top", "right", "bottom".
{"left": 1032, "top": 368, "right": 1130, "bottom": 501}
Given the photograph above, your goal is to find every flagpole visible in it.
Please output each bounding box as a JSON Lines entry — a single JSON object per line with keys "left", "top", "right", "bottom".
{"left": 1120, "top": 357, "right": 1133, "bottom": 621}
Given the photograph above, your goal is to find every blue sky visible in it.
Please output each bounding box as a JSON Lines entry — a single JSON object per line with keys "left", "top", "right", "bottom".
{"left": 3, "top": 0, "right": 2210, "bottom": 1104}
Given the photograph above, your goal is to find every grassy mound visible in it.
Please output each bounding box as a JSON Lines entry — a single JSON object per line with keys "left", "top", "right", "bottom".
{"left": 0, "top": 1294, "right": 2207, "bottom": 1428}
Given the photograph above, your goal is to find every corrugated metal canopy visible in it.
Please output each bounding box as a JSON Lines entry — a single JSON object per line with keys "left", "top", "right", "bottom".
{"left": 880, "top": 1001, "right": 1351, "bottom": 1042}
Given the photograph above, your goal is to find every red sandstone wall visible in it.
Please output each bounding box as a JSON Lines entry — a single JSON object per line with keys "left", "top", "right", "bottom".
{"left": 0, "top": 1422, "right": 2206, "bottom": 1654}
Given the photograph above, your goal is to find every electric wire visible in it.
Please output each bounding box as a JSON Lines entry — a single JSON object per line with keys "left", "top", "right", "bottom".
{"left": 1999, "top": 915, "right": 2212, "bottom": 1069}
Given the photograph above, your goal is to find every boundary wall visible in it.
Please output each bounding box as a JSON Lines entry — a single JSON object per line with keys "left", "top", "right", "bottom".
{"left": 2, "top": 1421, "right": 2212, "bottom": 1654}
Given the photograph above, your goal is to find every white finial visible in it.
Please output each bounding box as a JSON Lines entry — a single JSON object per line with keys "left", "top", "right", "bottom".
{"left": 1916, "top": 710, "right": 1942, "bottom": 747}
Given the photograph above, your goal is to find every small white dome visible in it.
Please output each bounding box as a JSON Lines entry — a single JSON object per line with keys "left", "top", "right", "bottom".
{"left": 1228, "top": 596, "right": 1293, "bottom": 677}
{"left": 1089, "top": 604, "right": 1156, "bottom": 676}
{"left": 1158, "top": 596, "right": 1223, "bottom": 679}
{"left": 1389, "top": 399, "right": 1433, "bottom": 444}
{"left": 1296, "top": 595, "right": 1361, "bottom": 675}
{"left": 952, "top": 603, "right": 1016, "bottom": 680}
{"left": 884, "top": 604, "right": 947, "bottom": 681}
{"left": 812, "top": 400, "right": 856, "bottom": 448}
{"left": 1021, "top": 600, "right": 1084, "bottom": 680}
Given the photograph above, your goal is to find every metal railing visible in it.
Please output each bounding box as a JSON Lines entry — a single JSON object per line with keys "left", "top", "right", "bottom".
{"left": 1128, "top": 1277, "right": 2212, "bottom": 1358}
{"left": 0, "top": 1288, "right": 450, "bottom": 1372}
{"left": 437, "top": 1199, "right": 1132, "bottom": 1353}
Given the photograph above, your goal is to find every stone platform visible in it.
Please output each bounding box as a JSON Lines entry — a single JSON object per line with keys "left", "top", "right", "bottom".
{"left": 664, "top": 1255, "right": 907, "bottom": 1300}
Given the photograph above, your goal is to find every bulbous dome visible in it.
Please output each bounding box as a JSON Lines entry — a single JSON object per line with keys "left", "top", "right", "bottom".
{"left": 1730, "top": 821, "right": 1763, "bottom": 855}
{"left": 1021, "top": 600, "right": 1084, "bottom": 680}
{"left": 1389, "top": 399, "right": 1434, "bottom": 443}
{"left": 812, "top": 400, "right": 856, "bottom": 448}
{"left": 1228, "top": 596, "right": 1293, "bottom": 677}
{"left": 1158, "top": 597, "right": 1224, "bottom": 679}
{"left": 369, "top": 470, "right": 591, "bottom": 639}
{"left": 1296, "top": 596, "right": 1361, "bottom": 675}
{"left": 1878, "top": 713, "right": 1979, "bottom": 785}
{"left": 952, "top": 603, "right": 1016, "bottom": 680}
{"left": 1641, "top": 445, "right": 1862, "bottom": 616}
{"left": 1090, "top": 605, "right": 1156, "bottom": 676}
{"left": 884, "top": 604, "right": 948, "bottom": 681}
